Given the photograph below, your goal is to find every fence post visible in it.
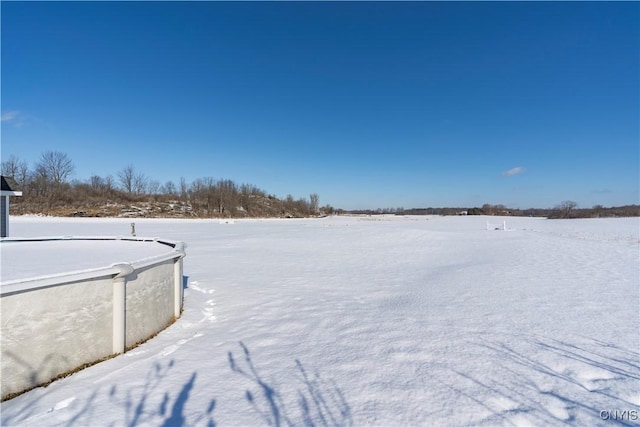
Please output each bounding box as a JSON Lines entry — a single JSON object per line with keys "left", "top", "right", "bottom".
{"left": 112, "top": 263, "right": 134, "bottom": 354}
{"left": 173, "top": 243, "right": 187, "bottom": 318}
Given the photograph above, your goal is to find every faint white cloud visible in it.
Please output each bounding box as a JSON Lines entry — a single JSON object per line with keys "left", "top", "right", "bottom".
{"left": 1, "top": 111, "right": 19, "bottom": 121}
{"left": 1, "top": 110, "right": 25, "bottom": 127}
{"left": 502, "top": 166, "right": 525, "bottom": 177}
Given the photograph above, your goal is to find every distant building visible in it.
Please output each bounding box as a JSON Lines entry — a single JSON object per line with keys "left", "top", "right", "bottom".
{"left": 1, "top": 176, "right": 22, "bottom": 237}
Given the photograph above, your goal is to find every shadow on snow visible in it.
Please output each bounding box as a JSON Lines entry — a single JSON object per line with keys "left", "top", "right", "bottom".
{"left": 438, "top": 334, "right": 640, "bottom": 426}
{"left": 228, "top": 341, "right": 352, "bottom": 427}
{"left": 1, "top": 342, "right": 351, "bottom": 427}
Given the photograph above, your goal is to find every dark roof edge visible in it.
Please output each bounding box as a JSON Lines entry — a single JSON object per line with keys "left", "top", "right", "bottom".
{"left": 1, "top": 175, "right": 22, "bottom": 192}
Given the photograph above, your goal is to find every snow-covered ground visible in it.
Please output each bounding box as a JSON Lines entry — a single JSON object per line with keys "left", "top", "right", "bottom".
{"left": 1, "top": 238, "right": 176, "bottom": 283}
{"left": 1, "top": 215, "right": 638, "bottom": 426}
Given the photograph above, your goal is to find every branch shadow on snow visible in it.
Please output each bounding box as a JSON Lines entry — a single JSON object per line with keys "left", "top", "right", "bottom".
{"left": 450, "top": 335, "right": 640, "bottom": 426}
{"left": 2, "top": 341, "right": 350, "bottom": 427}
{"left": 2, "top": 358, "right": 215, "bottom": 427}
{"left": 65, "top": 359, "right": 215, "bottom": 427}
{"left": 228, "top": 341, "right": 352, "bottom": 427}
{"left": 115, "top": 359, "right": 216, "bottom": 427}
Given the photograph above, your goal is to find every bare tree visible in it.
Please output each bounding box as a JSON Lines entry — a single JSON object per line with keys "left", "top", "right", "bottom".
{"left": 118, "top": 165, "right": 142, "bottom": 194}
{"left": 310, "top": 193, "right": 319, "bottom": 213}
{"left": 162, "top": 180, "right": 176, "bottom": 195}
{"left": 180, "top": 177, "right": 188, "bottom": 201}
{"left": 1, "top": 155, "right": 29, "bottom": 185}
{"left": 132, "top": 172, "right": 148, "bottom": 195}
{"left": 592, "top": 204, "right": 604, "bottom": 218}
{"left": 216, "top": 179, "right": 237, "bottom": 215}
{"left": 90, "top": 175, "right": 105, "bottom": 190}
{"left": 35, "top": 151, "right": 74, "bottom": 184}
{"left": 118, "top": 165, "right": 134, "bottom": 193}
{"left": 104, "top": 175, "right": 115, "bottom": 193}
{"left": 559, "top": 200, "right": 577, "bottom": 218}
{"left": 550, "top": 200, "right": 578, "bottom": 219}
{"left": 147, "top": 179, "right": 161, "bottom": 195}
{"left": 481, "top": 204, "right": 494, "bottom": 215}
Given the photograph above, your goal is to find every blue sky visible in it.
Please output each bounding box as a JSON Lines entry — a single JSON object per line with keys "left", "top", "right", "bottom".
{"left": 2, "top": 1, "right": 638, "bottom": 210}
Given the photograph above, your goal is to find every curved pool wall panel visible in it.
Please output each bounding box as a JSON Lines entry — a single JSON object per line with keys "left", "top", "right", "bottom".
{"left": 0, "top": 236, "right": 186, "bottom": 400}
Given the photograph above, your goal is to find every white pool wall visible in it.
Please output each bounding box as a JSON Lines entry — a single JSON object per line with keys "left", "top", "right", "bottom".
{"left": 0, "top": 237, "right": 186, "bottom": 400}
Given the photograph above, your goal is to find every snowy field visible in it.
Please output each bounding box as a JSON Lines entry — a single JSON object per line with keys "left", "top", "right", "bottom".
{"left": 1, "top": 215, "right": 638, "bottom": 426}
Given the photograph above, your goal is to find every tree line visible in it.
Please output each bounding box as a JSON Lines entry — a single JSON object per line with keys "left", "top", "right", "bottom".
{"left": 349, "top": 202, "right": 639, "bottom": 219}
{"left": 1, "top": 151, "right": 332, "bottom": 218}
{"left": 3, "top": 151, "right": 636, "bottom": 219}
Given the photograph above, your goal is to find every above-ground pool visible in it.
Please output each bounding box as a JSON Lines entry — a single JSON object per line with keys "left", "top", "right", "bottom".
{"left": 0, "top": 236, "right": 186, "bottom": 400}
